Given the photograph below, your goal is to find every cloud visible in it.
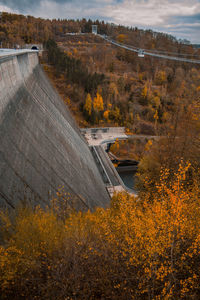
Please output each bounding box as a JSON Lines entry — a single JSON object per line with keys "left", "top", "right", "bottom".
{"left": 0, "top": 3, "right": 15, "bottom": 13}
{"left": 104, "top": 0, "right": 200, "bottom": 26}
{"left": 0, "top": 0, "right": 200, "bottom": 43}
{"left": 0, "top": 0, "right": 67, "bottom": 11}
{"left": 169, "top": 13, "right": 200, "bottom": 25}
{"left": 0, "top": 0, "right": 115, "bottom": 12}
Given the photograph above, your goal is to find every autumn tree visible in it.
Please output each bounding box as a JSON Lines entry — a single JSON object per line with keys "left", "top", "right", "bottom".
{"left": 155, "top": 70, "right": 167, "bottom": 85}
{"left": 84, "top": 93, "right": 92, "bottom": 118}
{"left": 103, "top": 110, "right": 110, "bottom": 122}
{"left": 93, "top": 92, "right": 104, "bottom": 112}
{"left": 136, "top": 98, "right": 200, "bottom": 195}
{"left": 140, "top": 84, "right": 148, "bottom": 105}
{"left": 0, "top": 164, "right": 200, "bottom": 299}
{"left": 117, "top": 34, "right": 127, "bottom": 44}
{"left": 108, "top": 82, "right": 119, "bottom": 102}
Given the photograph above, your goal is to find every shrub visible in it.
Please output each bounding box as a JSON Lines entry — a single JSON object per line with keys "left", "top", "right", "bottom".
{"left": 0, "top": 164, "right": 200, "bottom": 299}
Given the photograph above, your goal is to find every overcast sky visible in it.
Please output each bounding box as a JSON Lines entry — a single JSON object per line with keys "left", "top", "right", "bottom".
{"left": 0, "top": 0, "right": 200, "bottom": 43}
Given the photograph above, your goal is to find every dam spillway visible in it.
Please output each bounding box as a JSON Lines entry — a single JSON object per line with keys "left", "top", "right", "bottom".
{"left": 0, "top": 51, "right": 110, "bottom": 210}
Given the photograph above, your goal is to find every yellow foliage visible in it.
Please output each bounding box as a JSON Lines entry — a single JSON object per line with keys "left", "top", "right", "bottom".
{"left": 138, "top": 73, "right": 143, "bottom": 81}
{"left": 110, "top": 139, "right": 120, "bottom": 153}
{"left": 145, "top": 139, "right": 153, "bottom": 151}
{"left": 0, "top": 206, "right": 66, "bottom": 293}
{"left": 93, "top": 92, "right": 104, "bottom": 112}
{"left": 136, "top": 113, "right": 140, "bottom": 121}
{"left": 103, "top": 110, "right": 110, "bottom": 121}
{"left": 73, "top": 48, "right": 78, "bottom": 55}
{"left": 155, "top": 70, "right": 167, "bottom": 85}
{"left": 152, "top": 96, "right": 160, "bottom": 108}
{"left": 64, "top": 97, "right": 71, "bottom": 106}
{"left": 109, "top": 82, "right": 119, "bottom": 99}
{"left": 141, "top": 85, "right": 148, "bottom": 99}
{"left": 162, "top": 111, "right": 170, "bottom": 122}
{"left": 0, "top": 164, "right": 200, "bottom": 299}
{"left": 117, "top": 34, "right": 127, "bottom": 44}
{"left": 84, "top": 93, "right": 92, "bottom": 116}
{"left": 154, "top": 109, "right": 158, "bottom": 121}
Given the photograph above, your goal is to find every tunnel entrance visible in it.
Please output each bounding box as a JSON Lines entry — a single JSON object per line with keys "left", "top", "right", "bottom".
{"left": 31, "top": 46, "right": 38, "bottom": 50}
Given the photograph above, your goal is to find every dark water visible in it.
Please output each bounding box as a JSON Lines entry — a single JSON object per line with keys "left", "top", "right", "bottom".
{"left": 118, "top": 171, "right": 137, "bottom": 192}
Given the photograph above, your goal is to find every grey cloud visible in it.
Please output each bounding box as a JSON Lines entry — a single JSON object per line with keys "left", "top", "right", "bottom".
{"left": 164, "top": 12, "right": 200, "bottom": 42}
{"left": 0, "top": 0, "right": 73, "bottom": 11}
{"left": 169, "top": 13, "right": 200, "bottom": 24}
{"left": 0, "top": 0, "right": 41, "bottom": 11}
{"left": 0, "top": 0, "right": 112, "bottom": 10}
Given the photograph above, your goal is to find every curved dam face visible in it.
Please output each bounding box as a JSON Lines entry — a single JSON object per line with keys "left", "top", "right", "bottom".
{"left": 0, "top": 51, "right": 110, "bottom": 210}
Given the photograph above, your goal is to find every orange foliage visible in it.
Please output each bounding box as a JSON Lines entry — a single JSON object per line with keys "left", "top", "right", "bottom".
{"left": 0, "top": 164, "right": 199, "bottom": 299}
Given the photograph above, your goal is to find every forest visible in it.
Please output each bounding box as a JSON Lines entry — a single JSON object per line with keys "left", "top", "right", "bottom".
{"left": 0, "top": 12, "right": 200, "bottom": 299}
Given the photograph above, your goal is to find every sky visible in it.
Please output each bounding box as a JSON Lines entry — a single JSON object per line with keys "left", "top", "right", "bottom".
{"left": 0, "top": 0, "right": 200, "bottom": 43}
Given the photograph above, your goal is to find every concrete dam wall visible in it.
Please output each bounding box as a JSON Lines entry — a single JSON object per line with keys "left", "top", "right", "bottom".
{"left": 0, "top": 51, "right": 110, "bottom": 210}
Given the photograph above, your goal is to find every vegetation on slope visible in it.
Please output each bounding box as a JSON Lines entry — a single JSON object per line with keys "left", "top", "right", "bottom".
{"left": 0, "top": 164, "right": 200, "bottom": 299}
{"left": 110, "top": 98, "right": 200, "bottom": 194}
{"left": 44, "top": 39, "right": 105, "bottom": 94}
{"left": 0, "top": 11, "right": 197, "bottom": 51}
{"left": 1, "top": 12, "right": 200, "bottom": 131}
{"left": 42, "top": 35, "right": 200, "bottom": 132}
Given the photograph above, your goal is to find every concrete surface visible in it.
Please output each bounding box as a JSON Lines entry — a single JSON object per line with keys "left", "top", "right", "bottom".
{"left": 0, "top": 51, "right": 110, "bottom": 210}
{"left": 81, "top": 127, "right": 127, "bottom": 147}
{"left": 90, "top": 145, "right": 137, "bottom": 197}
{"left": 81, "top": 128, "right": 137, "bottom": 196}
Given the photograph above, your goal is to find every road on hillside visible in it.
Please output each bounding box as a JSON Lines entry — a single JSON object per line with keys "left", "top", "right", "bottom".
{"left": 99, "top": 35, "right": 200, "bottom": 65}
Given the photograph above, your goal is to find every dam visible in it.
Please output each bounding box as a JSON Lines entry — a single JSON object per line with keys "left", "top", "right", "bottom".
{"left": 0, "top": 50, "right": 110, "bottom": 210}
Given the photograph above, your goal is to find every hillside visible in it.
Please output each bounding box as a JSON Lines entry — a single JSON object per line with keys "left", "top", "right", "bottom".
{"left": 1, "top": 13, "right": 200, "bottom": 131}
{"left": 42, "top": 34, "right": 200, "bottom": 137}
{"left": 1, "top": 12, "right": 200, "bottom": 299}
{"left": 1, "top": 11, "right": 200, "bottom": 179}
{"left": 1, "top": 12, "right": 200, "bottom": 185}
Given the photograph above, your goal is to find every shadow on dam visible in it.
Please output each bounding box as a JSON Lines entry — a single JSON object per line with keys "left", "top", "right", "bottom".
{"left": 0, "top": 51, "right": 110, "bottom": 210}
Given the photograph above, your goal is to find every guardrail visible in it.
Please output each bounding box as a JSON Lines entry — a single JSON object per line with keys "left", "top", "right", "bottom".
{"left": 99, "top": 35, "right": 200, "bottom": 64}
{"left": 81, "top": 127, "right": 125, "bottom": 135}
{"left": 90, "top": 146, "right": 112, "bottom": 186}
{"left": 0, "top": 49, "right": 39, "bottom": 59}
